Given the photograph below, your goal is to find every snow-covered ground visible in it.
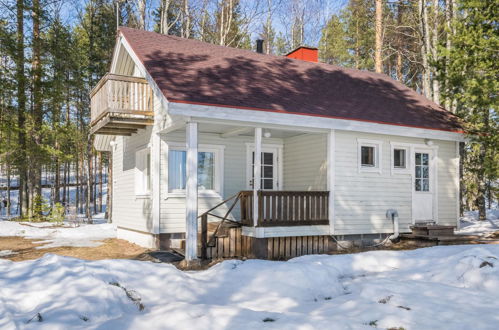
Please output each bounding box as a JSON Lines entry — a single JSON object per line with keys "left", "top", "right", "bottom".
{"left": 0, "top": 245, "right": 498, "bottom": 329}
{"left": 458, "top": 209, "right": 499, "bottom": 236}
{"left": 0, "top": 213, "right": 115, "bottom": 249}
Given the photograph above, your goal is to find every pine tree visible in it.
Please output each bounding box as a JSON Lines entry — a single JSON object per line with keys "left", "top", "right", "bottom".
{"left": 319, "top": 14, "right": 351, "bottom": 66}
{"left": 442, "top": 0, "right": 498, "bottom": 219}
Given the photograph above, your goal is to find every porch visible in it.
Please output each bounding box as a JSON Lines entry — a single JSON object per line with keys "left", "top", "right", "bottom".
{"left": 160, "top": 119, "right": 335, "bottom": 263}
{"left": 198, "top": 190, "right": 331, "bottom": 260}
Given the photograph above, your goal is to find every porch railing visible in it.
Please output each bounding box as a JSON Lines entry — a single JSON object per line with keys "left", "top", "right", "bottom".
{"left": 90, "top": 73, "right": 154, "bottom": 125}
{"left": 240, "top": 190, "right": 329, "bottom": 227}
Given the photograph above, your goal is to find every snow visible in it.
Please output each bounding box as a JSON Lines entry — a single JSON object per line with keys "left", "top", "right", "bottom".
{"left": 0, "top": 214, "right": 115, "bottom": 249}
{"left": 1, "top": 245, "right": 499, "bottom": 329}
{"left": 457, "top": 209, "right": 499, "bottom": 236}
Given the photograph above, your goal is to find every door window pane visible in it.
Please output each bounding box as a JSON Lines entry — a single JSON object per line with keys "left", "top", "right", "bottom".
{"left": 263, "top": 152, "right": 273, "bottom": 165}
{"left": 361, "top": 146, "right": 375, "bottom": 167}
{"left": 251, "top": 152, "right": 275, "bottom": 190}
{"left": 422, "top": 153, "right": 429, "bottom": 165}
{"left": 394, "top": 149, "right": 406, "bottom": 168}
{"left": 168, "top": 150, "right": 214, "bottom": 190}
{"left": 415, "top": 152, "right": 430, "bottom": 192}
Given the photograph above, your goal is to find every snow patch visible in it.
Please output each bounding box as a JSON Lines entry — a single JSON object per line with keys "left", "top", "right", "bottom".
{"left": 0, "top": 217, "right": 115, "bottom": 248}
{"left": 0, "top": 245, "right": 498, "bottom": 329}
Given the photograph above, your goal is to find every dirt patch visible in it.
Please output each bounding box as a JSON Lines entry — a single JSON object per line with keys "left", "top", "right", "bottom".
{"left": 0, "top": 237, "right": 148, "bottom": 262}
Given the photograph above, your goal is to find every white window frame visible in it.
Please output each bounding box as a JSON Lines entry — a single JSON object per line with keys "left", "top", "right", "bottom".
{"left": 357, "top": 138, "right": 382, "bottom": 173}
{"left": 135, "top": 146, "right": 151, "bottom": 198}
{"left": 390, "top": 142, "right": 411, "bottom": 175}
{"left": 167, "top": 142, "right": 224, "bottom": 198}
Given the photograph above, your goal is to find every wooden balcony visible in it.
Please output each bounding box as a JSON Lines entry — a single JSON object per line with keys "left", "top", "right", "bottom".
{"left": 90, "top": 73, "right": 154, "bottom": 136}
{"left": 239, "top": 190, "right": 330, "bottom": 227}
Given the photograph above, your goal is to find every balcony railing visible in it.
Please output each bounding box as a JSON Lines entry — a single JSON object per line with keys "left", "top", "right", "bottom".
{"left": 240, "top": 190, "right": 329, "bottom": 227}
{"left": 90, "top": 73, "right": 154, "bottom": 134}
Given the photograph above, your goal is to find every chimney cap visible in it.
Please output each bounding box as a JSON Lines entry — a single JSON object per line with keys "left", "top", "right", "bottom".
{"left": 256, "top": 39, "right": 264, "bottom": 53}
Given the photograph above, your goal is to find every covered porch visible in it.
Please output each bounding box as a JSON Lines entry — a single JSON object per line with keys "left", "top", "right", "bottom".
{"left": 161, "top": 119, "right": 335, "bottom": 263}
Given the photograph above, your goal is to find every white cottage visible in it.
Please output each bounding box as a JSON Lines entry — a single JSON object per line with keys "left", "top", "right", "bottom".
{"left": 91, "top": 27, "right": 464, "bottom": 262}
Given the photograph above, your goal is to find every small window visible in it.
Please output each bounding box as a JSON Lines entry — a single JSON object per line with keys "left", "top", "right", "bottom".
{"left": 393, "top": 149, "right": 406, "bottom": 168}
{"left": 135, "top": 148, "right": 151, "bottom": 196}
{"left": 361, "top": 146, "right": 375, "bottom": 167}
{"left": 358, "top": 139, "right": 382, "bottom": 173}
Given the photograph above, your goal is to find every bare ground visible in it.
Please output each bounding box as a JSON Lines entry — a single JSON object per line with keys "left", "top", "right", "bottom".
{"left": 0, "top": 237, "right": 148, "bottom": 262}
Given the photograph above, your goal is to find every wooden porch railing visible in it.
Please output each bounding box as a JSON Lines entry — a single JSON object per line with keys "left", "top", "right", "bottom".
{"left": 90, "top": 73, "right": 153, "bottom": 125}
{"left": 240, "top": 190, "right": 329, "bottom": 227}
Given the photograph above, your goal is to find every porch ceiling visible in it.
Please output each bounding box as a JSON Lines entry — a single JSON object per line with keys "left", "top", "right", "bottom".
{"left": 195, "top": 122, "right": 311, "bottom": 139}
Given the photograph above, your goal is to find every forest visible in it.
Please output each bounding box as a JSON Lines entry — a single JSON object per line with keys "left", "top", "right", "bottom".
{"left": 0, "top": 0, "right": 497, "bottom": 221}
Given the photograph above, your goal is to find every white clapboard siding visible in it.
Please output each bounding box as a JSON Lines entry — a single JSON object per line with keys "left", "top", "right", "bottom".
{"left": 333, "top": 131, "right": 458, "bottom": 235}
{"left": 112, "top": 126, "right": 153, "bottom": 232}
{"left": 437, "top": 140, "right": 459, "bottom": 226}
{"left": 283, "top": 133, "right": 327, "bottom": 191}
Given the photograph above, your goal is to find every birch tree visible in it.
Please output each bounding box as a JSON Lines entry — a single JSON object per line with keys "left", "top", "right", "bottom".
{"left": 374, "top": 0, "right": 383, "bottom": 73}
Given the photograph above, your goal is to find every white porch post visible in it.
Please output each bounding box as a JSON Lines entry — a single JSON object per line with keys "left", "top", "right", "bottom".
{"left": 327, "top": 129, "right": 335, "bottom": 234}
{"left": 185, "top": 122, "right": 198, "bottom": 261}
{"left": 253, "top": 127, "right": 262, "bottom": 227}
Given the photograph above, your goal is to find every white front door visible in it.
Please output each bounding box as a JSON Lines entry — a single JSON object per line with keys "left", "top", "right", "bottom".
{"left": 247, "top": 147, "right": 279, "bottom": 190}
{"left": 412, "top": 149, "right": 434, "bottom": 222}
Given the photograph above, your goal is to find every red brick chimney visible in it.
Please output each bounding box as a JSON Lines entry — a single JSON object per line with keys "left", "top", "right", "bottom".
{"left": 285, "top": 46, "right": 318, "bottom": 63}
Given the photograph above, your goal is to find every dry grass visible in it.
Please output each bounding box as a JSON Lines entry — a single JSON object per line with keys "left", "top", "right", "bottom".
{"left": 0, "top": 237, "right": 148, "bottom": 262}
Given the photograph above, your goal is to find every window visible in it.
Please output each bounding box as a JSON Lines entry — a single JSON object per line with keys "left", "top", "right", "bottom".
{"left": 167, "top": 144, "right": 223, "bottom": 195}
{"left": 390, "top": 143, "right": 410, "bottom": 174}
{"left": 135, "top": 147, "right": 151, "bottom": 196}
{"left": 358, "top": 139, "right": 382, "bottom": 173}
{"left": 393, "top": 149, "right": 406, "bottom": 168}
{"left": 168, "top": 151, "right": 214, "bottom": 190}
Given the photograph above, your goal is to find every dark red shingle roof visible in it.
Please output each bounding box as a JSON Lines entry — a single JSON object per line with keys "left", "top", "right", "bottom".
{"left": 119, "top": 27, "right": 462, "bottom": 132}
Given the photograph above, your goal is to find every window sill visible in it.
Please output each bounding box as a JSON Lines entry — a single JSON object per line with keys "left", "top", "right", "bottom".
{"left": 166, "top": 191, "right": 222, "bottom": 199}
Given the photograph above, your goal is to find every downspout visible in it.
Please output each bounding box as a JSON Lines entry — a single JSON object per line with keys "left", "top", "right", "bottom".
{"left": 386, "top": 209, "right": 399, "bottom": 241}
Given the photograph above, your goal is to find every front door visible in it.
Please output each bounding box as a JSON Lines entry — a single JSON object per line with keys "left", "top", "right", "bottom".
{"left": 412, "top": 150, "right": 434, "bottom": 222}
{"left": 247, "top": 148, "right": 279, "bottom": 190}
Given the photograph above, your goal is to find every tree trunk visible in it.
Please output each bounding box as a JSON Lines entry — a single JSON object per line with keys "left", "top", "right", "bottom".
{"left": 32, "top": 0, "right": 43, "bottom": 215}
{"left": 182, "top": 0, "right": 191, "bottom": 38}
{"left": 86, "top": 136, "right": 94, "bottom": 223}
{"left": 396, "top": 0, "right": 403, "bottom": 81}
{"left": 76, "top": 156, "right": 80, "bottom": 212}
{"left": 6, "top": 163, "right": 11, "bottom": 217}
{"left": 375, "top": 0, "right": 383, "bottom": 73}
{"left": 160, "top": 0, "right": 171, "bottom": 34}
{"left": 444, "top": 0, "right": 454, "bottom": 112}
{"left": 16, "top": 0, "right": 28, "bottom": 217}
{"left": 431, "top": 0, "right": 440, "bottom": 104}
{"left": 419, "top": 0, "right": 432, "bottom": 98}
{"left": 137, "top": 0, "right": 146, "bottom": 29}
{"left": 62, "top": 162, "right": 67, "bottom": 205}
